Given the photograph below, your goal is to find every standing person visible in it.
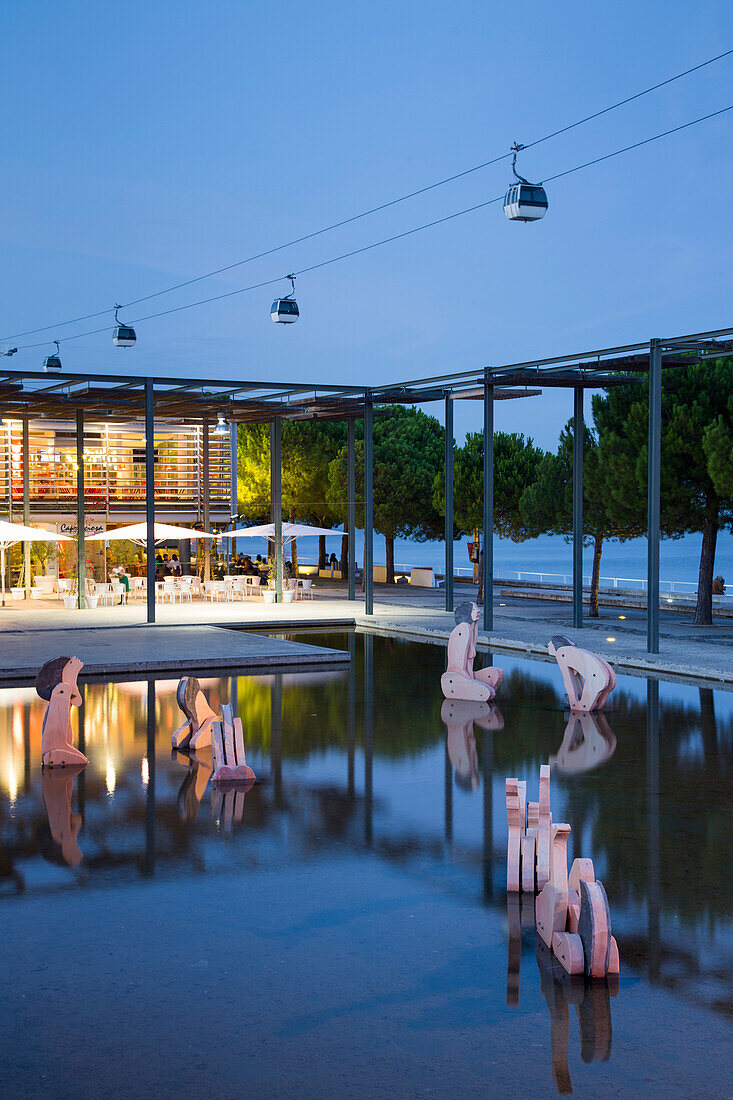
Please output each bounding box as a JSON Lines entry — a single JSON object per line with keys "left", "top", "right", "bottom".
{"left": 329, "top": 552, "right": 338, "bottom": 578}
{"left": 170, "top": 553, "right": 182, "bottom": 577}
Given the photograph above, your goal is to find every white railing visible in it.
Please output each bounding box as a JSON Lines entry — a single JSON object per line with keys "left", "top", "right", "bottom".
{"left": 298, "top": 560, "right": 702, "bottom": 596}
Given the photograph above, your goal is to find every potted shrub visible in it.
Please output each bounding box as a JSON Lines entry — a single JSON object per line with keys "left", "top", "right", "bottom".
{"left": 63, "top": 582, "right": 78, "bottom": 610}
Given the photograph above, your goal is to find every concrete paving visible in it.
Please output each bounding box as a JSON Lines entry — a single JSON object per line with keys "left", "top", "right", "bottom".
{"left": 1, "top": 581, "right": 731, "bottom": 686}
{"left": 0, "top": 623, "right": 349, "bottom": 681}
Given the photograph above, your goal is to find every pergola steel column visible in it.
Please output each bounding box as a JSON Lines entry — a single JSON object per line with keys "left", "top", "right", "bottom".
{"left": 271, "top": 418, "right": 282, "bottom": 602}
{"left": 22, "top": 420, "right": 30, "bottom": 597}
{"left": 364, "top": 391, "right": 374, "bottom": 615}
{"left": 145, "top": 380, "right": 156, "bottom": 624}
{"left": 572, "top": 386, "right": 584, "bottom": 628}
{"left": 482, "top": 371, "right": 494, "bottom": 632}
{"left": 347, "top": 418, "right": 356, "bottom": 601}
{"left": 647, "top": 339, "right": 662, "bottom": 653}
{"left": 229, "top": 422, "right": 238, "bottom": 564}
{"left": 76, "top": 409, "right": 85, "bottom": 610}
{"left": 202, "top": 420, "right": 211, "bottom": 583}
{"left": 444, "top": 392, "right": 454, "bottom": 612}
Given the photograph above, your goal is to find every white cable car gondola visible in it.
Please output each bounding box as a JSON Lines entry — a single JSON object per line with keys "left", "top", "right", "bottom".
{"left": 112, "top": 304, "right": 137, "bottom": 347}
{"left": 271, "top": 274, "right": 299, "bottom": 324}
{"left": 503, "top": 143, "right": 548, "bottom": 222}
{"left": 43, "top": 340, "right": 62, "bottom": 373}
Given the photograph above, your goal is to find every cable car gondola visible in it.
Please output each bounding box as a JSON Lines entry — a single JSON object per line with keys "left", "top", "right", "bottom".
{"left": 503, "top": 143, "right": 548, "bottom": 222}
{"left": 112, "top": 304, "right": 137, "bottom": 347}
{"left": 43, "top": 340, "right": 62, "bottom": 373}
{"left": 271, "top": 274, "right": 299, "bottom": 324}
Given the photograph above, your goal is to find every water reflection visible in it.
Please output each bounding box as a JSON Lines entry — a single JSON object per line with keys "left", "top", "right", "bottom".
{"left": 507, "top": 893, "right": 619, "bottom": 1094}
{"left": 40, "top": 765, "right": 85, "bottom": 867}
{"left": 550, "top": 711, "right": 617, "bottom": 775}
{"left": 174, "top": 749, "right": 212, "bottom": 824}
{"left": 0, "top": 635, "right": 730, "bottom": 1024}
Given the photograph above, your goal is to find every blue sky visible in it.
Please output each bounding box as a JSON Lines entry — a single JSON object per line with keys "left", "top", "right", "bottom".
{"left": 1, "top": 1, "right": 732, "bottom": 447}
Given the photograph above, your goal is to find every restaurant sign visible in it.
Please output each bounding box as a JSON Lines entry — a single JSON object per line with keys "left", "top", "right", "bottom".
{"left": 57, "top": 520, "right": 107, "bottom": 537}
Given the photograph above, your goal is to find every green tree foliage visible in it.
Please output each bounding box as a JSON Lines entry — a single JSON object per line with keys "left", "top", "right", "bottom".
{"left": 328, "top": 405, "right": 444, "bottom": 583}
{"left": 238, "top": 421, "right": 346, "bottom": 567}
{"left": 433, "top": 430, "right": 544, "bottom": 539}
{"left": 592, "top": 358, "right": 733, "bottom": 625}
{"left": 520, "top": 421, "right": 644, "bottom": 616}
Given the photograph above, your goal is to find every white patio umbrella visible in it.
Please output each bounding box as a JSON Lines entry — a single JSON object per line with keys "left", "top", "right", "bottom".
{"left": 221, "top": 521, "right": 343, "bottom": 588}
{"left": 221, "top": 522, "right": 340, "bottom": 542}
{"left": 0, "top": 521, "right": 73, "bottom": 607}
{"left": 85, "top": 522, "right": 216, "bottom": 544}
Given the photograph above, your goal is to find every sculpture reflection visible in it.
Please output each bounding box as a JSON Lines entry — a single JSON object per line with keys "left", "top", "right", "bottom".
{"left": 550, "top": 711, "right": 617, "bottom": 775}
{"left": 38, "top": 764, "right": 86, "bottom": 866}
{"left": 506, "top": 895, "right": 618, "bottom": 1095}
{"left": 174, "top": 749, "right": 212, "bottom": 824}
{"left": 441, "top": 699, "right": 504, "bottom": 792}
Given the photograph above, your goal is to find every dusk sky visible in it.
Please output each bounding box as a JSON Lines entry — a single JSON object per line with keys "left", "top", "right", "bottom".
{"left": 2, "top": 1, "right": 732, "bottom": 447}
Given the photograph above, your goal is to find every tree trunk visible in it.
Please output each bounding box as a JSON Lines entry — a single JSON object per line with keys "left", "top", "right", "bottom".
{"left": 291, "top": 538, "right": 298, "bottom": 577}
{"left": 693, "top": 512, "right": 718, "bottom": 626}
{"left": 340, "top": 533, "right": 348, "bottom": 576}
{"left": 386, "top": 536, "right": 395, "bottom": 584}
{"left": 318, "top": 535, "right": 326, "bottom": 571}
{"left": 589, "top": 534, "right": 603, "bottom": 618}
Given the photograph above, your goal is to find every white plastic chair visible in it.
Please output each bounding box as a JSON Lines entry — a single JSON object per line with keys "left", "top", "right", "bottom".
{"left": 111, "top": 581, "right": 127, "bottom": 605}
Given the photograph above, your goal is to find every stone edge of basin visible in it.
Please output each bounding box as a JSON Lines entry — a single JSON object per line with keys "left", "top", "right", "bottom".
{"left": 355, "top": 617, "right": 733, "bottom": 690}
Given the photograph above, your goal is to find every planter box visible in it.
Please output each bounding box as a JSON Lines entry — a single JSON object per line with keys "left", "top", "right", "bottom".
{"left": 10, "top": 587, "right": 25, "bottom": 600}
{"left": 262, "top": 590, "right": 276, "bottom": 604}
{"left": 63, "top": 595, "right": 78, "bottom": 610}
{"left": 282, "top": 589, "right": 295, "bottom": 604}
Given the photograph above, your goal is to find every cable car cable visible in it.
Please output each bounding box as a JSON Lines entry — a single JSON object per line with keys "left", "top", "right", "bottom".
{"left": 4, "top": 46, "right": 732, "bottom": 343}
{"left": 11, "top": 100, "right": 733, "bottom": 351}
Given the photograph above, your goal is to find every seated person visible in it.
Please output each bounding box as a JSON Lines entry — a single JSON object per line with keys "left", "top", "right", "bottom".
{"left": 170, "top": 553, "right": 182, "bottom": 577}
{"left": 242, "top": 555, "right": 258, "bottom": 576}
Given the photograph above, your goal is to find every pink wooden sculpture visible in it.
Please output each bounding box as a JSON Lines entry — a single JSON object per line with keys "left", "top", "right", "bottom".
{"left": 36, "top": 656, "right": 88, "bottom": 768}
{"left": 41, "top": 764, "right": 85, "bottom": 866}
{"left": 536, "top": 764, "right": 552, "bottom": 890}
{"left": 506, "top": 778, "right": 523, "bottom": 892}
{"left": 547, "top": 635, "right": 617, "bottom": 712}
{"left": 441, "top": 601, "right": 504, "bottom": 702}
{"left": 504, "top": 763, "right": 620, "bottom": 981}
{"left": 171, "top": 676, "right": 221, "bottom": 750}
{"left": 211, "top": 703, "right": 256, "bottom": 786}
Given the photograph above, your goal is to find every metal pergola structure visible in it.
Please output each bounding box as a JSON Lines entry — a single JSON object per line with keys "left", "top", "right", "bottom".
{"left": 1, "top": 323, "right": 732, "bottom": 651}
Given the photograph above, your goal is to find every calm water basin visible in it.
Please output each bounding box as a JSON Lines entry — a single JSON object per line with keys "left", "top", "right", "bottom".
{"left": 1, "top": 631, "right": 731, "bottom": 1098}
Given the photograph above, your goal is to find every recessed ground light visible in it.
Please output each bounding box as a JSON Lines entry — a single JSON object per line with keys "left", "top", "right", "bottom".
{"left": 618, "top": 615, "right": 626, "bottom": 620}
{"left": 499, "top": 603, "right": 506, "bottom": 606}
{"left": 606, "top": 636, "right": 616, "bottom": 642}
{"left": 666, "top": 598, "right": 674, "bottom": 603}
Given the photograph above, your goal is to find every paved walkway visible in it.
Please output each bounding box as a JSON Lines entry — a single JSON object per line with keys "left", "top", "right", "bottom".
{"left": 1, "top": 582, "right": 731, "bottom": 686}
{"left": 0, "top": 624, "right": 349, "bottom": 681}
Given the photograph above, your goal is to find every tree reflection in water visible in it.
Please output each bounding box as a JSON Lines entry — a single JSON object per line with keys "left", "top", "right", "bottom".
{"left": 0, "top": 632, "right": 730, "bottom": 1020}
